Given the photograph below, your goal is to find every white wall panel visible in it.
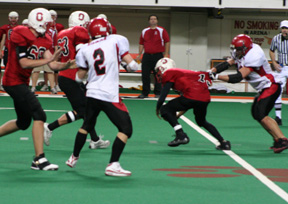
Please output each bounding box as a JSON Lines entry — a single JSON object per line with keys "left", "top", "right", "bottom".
{"left": 222, "top": 0, "right": 284, "bottom": 9}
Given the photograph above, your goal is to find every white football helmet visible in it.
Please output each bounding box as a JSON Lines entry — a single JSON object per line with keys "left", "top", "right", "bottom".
{"left": 22, "top": 19, "right": 29, "bottom": 26}
{"left": 9, "top": 11, "right": 19, "bottom": 19}
{"left": 68, "top": 11, "right": 90, "bottom": 28}
{"left": 9, "top": 11, "right": 19, "bottom": 25}
{"left": 155, "top": 58, "right": 176, "bottom": 74}
{"left": 49, "top": 10, "right": 57, "bottom": 17}
{"left": 97, "top": 14, "right": 107, "bottom": 20}
{"left": 28, "top": 8, "right": 52, "bottom": 35}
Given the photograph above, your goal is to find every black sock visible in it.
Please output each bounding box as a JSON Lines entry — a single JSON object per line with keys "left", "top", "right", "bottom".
{"left": 109, "top": 137, "right": 126, "bottom": 163}
{"left": 89, "top": 129, "right": 99, "bottom": 142}
{"left": 48, "top": 120, "right": 60, "bottom": 131}
{"left": 73, "top": 132, "right": 88, "bottom": 157}
{"left": 203, "top": 121, "right": 224, "bottom": 142}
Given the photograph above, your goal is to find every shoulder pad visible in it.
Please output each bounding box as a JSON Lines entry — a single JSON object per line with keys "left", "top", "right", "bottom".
{"left": 11, "top": 26, "right": 36, "bottom": 45}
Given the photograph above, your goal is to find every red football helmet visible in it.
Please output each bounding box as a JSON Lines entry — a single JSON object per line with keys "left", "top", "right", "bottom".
{"left": 230, "top": 34, "right": 253, "bottom": 59}
{"left": 88, "top": 17, "right": 110, "bottom": 39}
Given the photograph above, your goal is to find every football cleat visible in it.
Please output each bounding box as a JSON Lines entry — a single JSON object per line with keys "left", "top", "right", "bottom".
{"left": 43, "top": 123, "right": 52, "bottom": 146}
{"left": 105, "top": 162, "right": 131, "bottom": 177}
{"left": 89, "top": 136, "right": 110, "bottom": 149}
{"left": 66, "top": 154, "right": 79, "bottom": 168}
{"left": 168, "top": 132, "right": 190, "bottom": 147}
{"left": 216, "top": 140, "right": 231, "bottom": 150}
{"left": 273, "top": 138, "right": 288, "bottom": 153}
{"left": 31, "top": 153, "right": 58, "bottom": 171}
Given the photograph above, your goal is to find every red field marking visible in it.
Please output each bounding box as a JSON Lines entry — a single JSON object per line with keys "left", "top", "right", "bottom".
{"left": 153, "top": 166, "right": 288, "bottom": 182}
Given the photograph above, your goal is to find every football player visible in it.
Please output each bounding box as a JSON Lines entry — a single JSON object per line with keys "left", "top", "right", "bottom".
{"left": 0, "top": 11, "right": 19, "bottom": 91}
{"left": 43, "top": 11, "right": 110, "bottom": 149}
{"left": 155, "top": 58, "right": 231, "bottom": 150}
{"left": 0, "top": 8, "right": 75, "bottom": 170}
{"left": 66, "top": 17, "right": 139, "bottom": 176}
{"left": 209, "top": 34, "right": 288, "bottom": 153}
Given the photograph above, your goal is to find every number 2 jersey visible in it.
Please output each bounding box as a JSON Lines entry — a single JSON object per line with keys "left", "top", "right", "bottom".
{"left": 161, "top": 68, "right": 212, "bottom": 102}
{"left": 3, "top": 26, "right": 52, "bottom": 86}
{"left": 57, "top": 26, "right": 90, "bottom": 80}
{"left": 76, "top": 34, "right": 129, "bottom": 103}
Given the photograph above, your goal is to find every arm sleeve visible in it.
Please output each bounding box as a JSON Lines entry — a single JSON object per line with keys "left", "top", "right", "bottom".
{"left": 156, "top": 82, "right": 174, "bottom": 110}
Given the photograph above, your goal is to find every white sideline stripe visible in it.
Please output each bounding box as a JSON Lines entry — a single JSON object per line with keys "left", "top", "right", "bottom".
{"left": 180, "top": 115, "right": 288, "bottom": 203}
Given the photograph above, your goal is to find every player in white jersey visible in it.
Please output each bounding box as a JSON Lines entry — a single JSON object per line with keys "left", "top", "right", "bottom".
{"left": 209, "top": 34, "right": 288, "bottom": 153}
{"left": 65, "top": 18, "right": 138, "bottom": 176}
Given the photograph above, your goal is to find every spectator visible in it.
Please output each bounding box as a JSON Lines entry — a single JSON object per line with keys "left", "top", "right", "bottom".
{"left": 155, "top": 58, "right": 231, "bottom": 150}
{"left": 0, "top": 11, "right": 19, "bottom": 91}
{"left": 50, "top": 9, "right": 65, "bottom": 92}
{"left": 209, "top": 34, "right": 288, "bottom": 153}
{"left": 43, "top": 11, "right": 110, "bottom": 149}
{"left": 270, "top": 20, "right": 288, "bottom": 126}
{"left": 65, "top": 17, "right": 139, "bottom": 176}
{"left": 135, "top": 15, "right": 170, "bottom": 98}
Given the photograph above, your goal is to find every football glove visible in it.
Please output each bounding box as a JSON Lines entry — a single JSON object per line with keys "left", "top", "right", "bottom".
{"left": 208, "top": 70, "right": 219, "bottom": 80}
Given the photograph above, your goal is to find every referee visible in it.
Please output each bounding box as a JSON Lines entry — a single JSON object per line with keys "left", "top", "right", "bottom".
{"left": 270, "top": 20, "right": 288, "bottom": 126}
{"left": 135, "top": 15, "right": 170, "bottom": 98}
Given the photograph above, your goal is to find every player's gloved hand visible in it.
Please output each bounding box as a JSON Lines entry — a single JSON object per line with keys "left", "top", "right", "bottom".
{"left": 208, "top": 70, "right": 219, "bottom": 80}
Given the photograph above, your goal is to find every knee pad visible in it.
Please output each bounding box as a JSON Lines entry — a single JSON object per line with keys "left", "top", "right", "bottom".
{"left": 33, "top": 109, "right": 46, "bottom": 122}
{"left": 196, "top": 119, "right": 205, "bottom": 127}
{"left": 16, "top": 119, "right": 31, "bottom": 130}
{"left": 252, "top": 110, "right": 264, "bottom": 122}
{"left": 120, "top": 125, "right": 133, "bottom": 138}
{"left": 66, "top": 111, "right": 80, "bottom": 123}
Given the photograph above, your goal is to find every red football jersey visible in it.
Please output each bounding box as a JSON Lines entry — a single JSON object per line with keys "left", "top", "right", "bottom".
{"left": 56, "top": 23, "right": 64, "bottom": 33}
{"left": 3, "top": 26, "right": 52, "bottom": 86}
{"left": 0, "top": 24, "right": 18, "bottom": 48}
{"left": 57, "top": 26, "right": 90, "bottom": 80}
{"left": 162, "top": 68, "right": 211, "bottom": 102}
{"left": 46, "top": 24, "right": 58, "bottom": 52}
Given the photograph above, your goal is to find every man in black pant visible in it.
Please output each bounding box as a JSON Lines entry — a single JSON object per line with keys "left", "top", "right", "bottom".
{"left": 135, "top": 15, "right": 170, "bottom": 98}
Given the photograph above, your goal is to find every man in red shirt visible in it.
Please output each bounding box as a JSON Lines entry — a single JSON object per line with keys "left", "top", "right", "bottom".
{"left": 0, "top": 11, "right": 19, "bottom": 90}
{"left": 135, "top": 15, "right": 170, "bottom": 98}
{"left": 0, "top": 8, "right": 75, "bottom": 170}
{"left": 43, "top": 11, "right": 110, "bottom": 149}
{"left": 155, "top": 58, "right": 231, "bottom": 150}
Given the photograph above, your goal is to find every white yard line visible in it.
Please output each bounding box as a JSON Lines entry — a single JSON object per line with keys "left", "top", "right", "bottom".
{"left": 180, "top": 115, "right": 288, "bottom": 203}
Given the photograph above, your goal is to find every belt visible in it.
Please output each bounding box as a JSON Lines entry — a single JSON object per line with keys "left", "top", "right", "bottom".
{"left": 144, "top": 52, "right": 163, "bottom": 55}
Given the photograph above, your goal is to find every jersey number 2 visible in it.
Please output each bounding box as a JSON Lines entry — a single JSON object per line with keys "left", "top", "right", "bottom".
{"left": 93, "top": 49, "right": 105, "bottom": 75}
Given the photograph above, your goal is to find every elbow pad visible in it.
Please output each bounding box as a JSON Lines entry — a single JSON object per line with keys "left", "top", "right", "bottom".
{"left": 16, "top": 46, "right": 28, "bottom": 60}
{"left": 75, "top": 72, "right": 83, "bottom": 83}
{"left": 215, "top": 61, "right": 230, "bottom": 73}
{"left": 228, "top": 72, "right": 243, "bottom": 83}
{"left": 127, "top": 60, "right": 139, "bottom": 72}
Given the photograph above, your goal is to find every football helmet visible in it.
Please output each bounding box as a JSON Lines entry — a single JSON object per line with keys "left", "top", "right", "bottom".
{"left": 155, "top": 58, "right": 176, "bottom": 82}
{"left": 22, "top": 19, "right": 28, "bottom": 26}
{"left": 8, "top": 11, "right": 19, "bottom": 25}
{"left": 28, "top": 8, "right": 52, "bottom": 35}
{"left": 230, "top": 34, "right": 253, "bottom": 60}
{"left": 68, "top": 11, "right": 90, "bottom": 28}
{"left": 88, "top": 17, "right": 110, "bottom": 39}
{"left": 97, "top": 14, "right": 107, "bottom": 20}
{"left": 49, "top": 10, "right": 57, "bottom": 17}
